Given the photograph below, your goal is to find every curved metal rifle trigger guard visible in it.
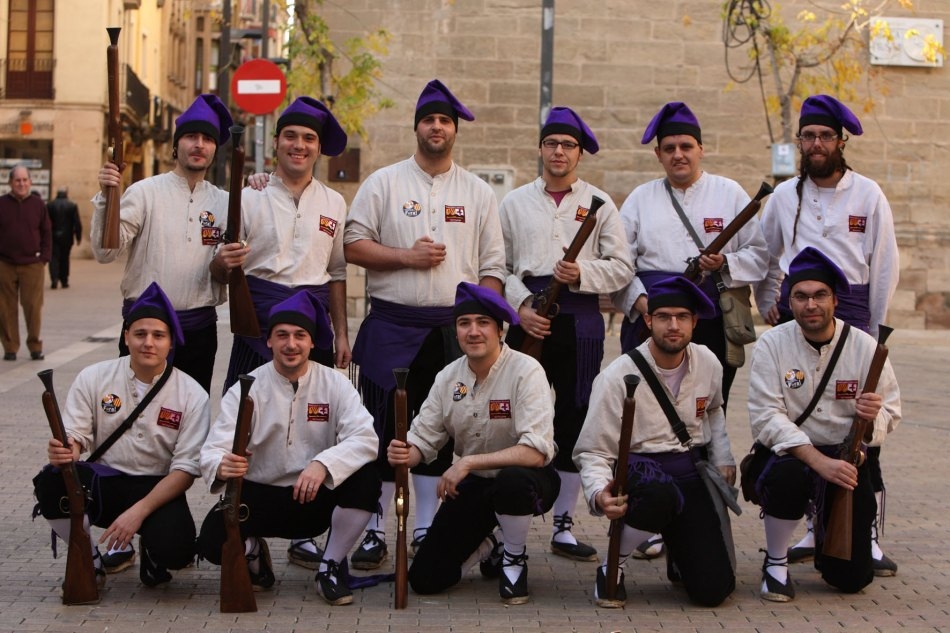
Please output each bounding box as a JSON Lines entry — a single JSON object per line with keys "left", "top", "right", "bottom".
{"left": 238, "top": 503, "right": 250, "bottom": 522}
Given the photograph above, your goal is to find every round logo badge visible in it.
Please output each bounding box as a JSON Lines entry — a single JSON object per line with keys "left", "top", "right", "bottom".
{"left": 101, "top": 394, "right": 122, "bottom": 414}
{"left": 452, "top": 382, "right": 469, "bottom": 402}
{"left": 784, "top": 369, "right": 805, "bottom": 389}
{"left": 402, "top": 200, "right": 422, "bottom": 217}
{"left": 199, "top": 210, "right": 216, "bottom": 227}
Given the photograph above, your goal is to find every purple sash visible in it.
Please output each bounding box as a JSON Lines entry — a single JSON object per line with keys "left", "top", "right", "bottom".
{"left": 241, "top": 276, "right": 332, "bottom": 355}
{"left": 778, "top": 281, "right": 870, "bottom": 332}
{"left": 524, "top": 276, "right": 603, "bottom": 406}
{"left": 122, "top": 300, "right": 217, "bottom": 332}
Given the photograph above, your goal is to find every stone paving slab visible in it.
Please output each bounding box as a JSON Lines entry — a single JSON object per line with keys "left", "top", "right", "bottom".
{"left": 0, "top": 258, "right": 948, "bottom": 631}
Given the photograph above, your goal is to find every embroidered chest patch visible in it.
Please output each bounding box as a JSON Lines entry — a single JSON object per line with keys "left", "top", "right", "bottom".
{"left": 835, "top": 380, "right": 858, "bottom": 399}
{"left": 308, "top": 403, "right": 330, "bottom": 422}
{"left": 444, "top": 206, "right": 466, "bottom": 223}
{"left": 402, "top": 200, "right": 422, "bottom": 217}
{"left": 200, "top": 211, "right": 221, "bottom": 245}
{"left": 574, "top": 206, "right": 590, "bottom": 223}
{"left": 489, "top": 400, "right": 512, "bottom": 419}
{"left": 157, "top": 407, "right": 183, "bottom": 430}
{"left": 848, "top": 215, "right": 867, "bottom": 233}
{"left": 319, "top": 215, "right": 338, "bottom": 237}
{"left": 199, "top": 211, "right": 216, "bottom": 226}
{"left": 101, "top": 394, "right": 122, "bottom": 414}
{"left": 452, "top": 382, "right": 468, "bottom": 402}
{"left": 703, "top": 218, "right": 724, "bottom": 233}
{"left": 785, "top": 369, "right": 805, "bottom": 389}
{"left": 695, "top": 397, "right": 708, "bottom": 418}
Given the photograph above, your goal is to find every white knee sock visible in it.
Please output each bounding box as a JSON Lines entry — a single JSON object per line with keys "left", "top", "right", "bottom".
{"left": 462, "top": 530, "right": 501, "bottom": 574}
{"left": 365, "top": 480, "right": 395, "bottom": 533}
{"left": 245, "top": 536, "right": 261, "bottom": 573}
{"left": 792, "top": 516, "right": 815, "bottom": 549}
{"left": 552, "top": 470, "right": 582, "bottom": 544}
{"left": 412, "top": 474, "right": 440, "bottom": 532}
{"left": 763, "top": 515, "right": 799, "bottom": 583}
{"left": 600, "top": 525, "right": 649, "bottom": 569}
{"left": 49, "top": 516, "right": 101, "bottom": 569}
{"left": 871, "top": 490, "right": 886, "bottom": 559}
{"left": 325, "top": 506, "right": 372, "bottom": 565}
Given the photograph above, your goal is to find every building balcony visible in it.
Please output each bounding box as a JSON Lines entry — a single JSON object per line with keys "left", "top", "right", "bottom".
{"left": 0, "top": 57, "right": 55, "bottom": 100}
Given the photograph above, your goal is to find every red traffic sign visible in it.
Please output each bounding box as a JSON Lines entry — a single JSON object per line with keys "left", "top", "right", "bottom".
{"left": 231, "top": 59, "right": 287, "bottom": 115}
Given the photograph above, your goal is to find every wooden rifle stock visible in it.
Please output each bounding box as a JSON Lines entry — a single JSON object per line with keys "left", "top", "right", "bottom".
{"left": 682, "top": 182, "right": 772, "bottom": 283}
{"left": 823, "top": 325, "right": 893, "bottom": 561}
{"left": 224, "top": 126, "right": 261, "bottom": 338}
{"left": 521, "top": 195, "right": 605, "bottom": 360}
{"left": 220, "top": 374, "right": 257, "bottom": 613}
{"left": 604, "top": 374, "right": 640, "bottom": 603}
{"left": 102, "top": 27, "right": 122, "bottom": 250}
{"left": 38, "top": 369, "right": 100, "bottom": 605}
{"left": 393, "top": 368, "right": 410, "bottom": 609}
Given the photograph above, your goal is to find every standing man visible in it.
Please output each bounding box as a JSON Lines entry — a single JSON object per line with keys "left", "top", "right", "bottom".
{"left": 212, "top": 96, "right": 350, "bottom": 570}
{"left": 37, "top": 282, "right": 210, "bottom": 589}
{"left": 46, "top": 188, "right": 82, "bottom": 289}
{"left": 755, "top": 95, "right": 900, "bottom": 574}
{"left": 613, "top": 101, "right": 767, "bottom": 557}
{"left": 197, "top": 291, "right": 379, "bottom": 606}
{"left": 500, "top": 106, "right": 633, "bottom": 561}
{"left": 747, "top": 247, "right": 900, "bottom": 602}
{"left": 344, "top": 79, "right": 507, "bottom": 570}
{"left": 575, "top": 277, "right": 737, "bottom": 608}
{"left": 387, "top": 282, "right": 559, "bottom": 605}
{"left": 0, "top": 165, "right": 50, "bottom": 361}
{"left": 92, "top": 94, "right": 233, "bottom": 393}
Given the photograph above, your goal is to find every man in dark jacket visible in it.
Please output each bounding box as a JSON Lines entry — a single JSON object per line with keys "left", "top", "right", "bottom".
{"left": 46, "top": 188, "right": 82, "bottom": 289}
{"left": 0, "top": 165, "right": 51, "bottom": 361}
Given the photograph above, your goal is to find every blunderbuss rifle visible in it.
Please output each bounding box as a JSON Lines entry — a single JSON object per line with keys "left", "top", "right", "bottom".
{"left": 38, "top": 369, "right": 100, "bottom": 605}
{"left": 824, "top": 325, "right": 893, "bottom": 561}
{"left": 682, "top": 181, "right": 773, "bottom": 283}
{"left": 393, "top": 368, "right": 410, "bottom": 609}
{"left": 521, "top": 195, "right": 605, "bottom": 360}
{"left": 101, "top": 27, "right": 122, "bottom": 250}
{"left": 604, "top": 374, "right": 641, "bottom": 604}
{"left": 219, "top": 374, "right": 257, "bottom": 613}
{"left": 224, "top": 126, "right": 261, "bottom": 338}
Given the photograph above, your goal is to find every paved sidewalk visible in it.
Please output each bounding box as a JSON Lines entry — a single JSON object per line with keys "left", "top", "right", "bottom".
{"left": 1, "top": 258, "right": 948, "bottom": 632}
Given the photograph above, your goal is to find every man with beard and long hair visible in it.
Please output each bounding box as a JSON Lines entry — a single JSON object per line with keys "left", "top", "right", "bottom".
{"left": 574, "top": 275, "right": 737, "bottom": 608}
{"left": 344, "top": 79, "right": 506, "bottom": 571}
{"left": 755, "top": 95, "right": 900, "bottom": 577}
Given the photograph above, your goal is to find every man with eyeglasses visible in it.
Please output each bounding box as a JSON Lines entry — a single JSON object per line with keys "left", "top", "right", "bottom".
{"left": 499, "top": 106, "right": 633, "bottom": 563}
{"left": 574, "top": 276, "right": 737, "bottom": 608}
{"left": 748, "top": 247, "right": 900, "bottom": 603}
{"left": 754, "top": 94, "right": 900, "bottom": 576}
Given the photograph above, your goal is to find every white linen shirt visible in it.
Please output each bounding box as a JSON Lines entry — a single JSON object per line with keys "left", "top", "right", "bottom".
{"left": 239, "top": 175, "right": 347, "bottom": 285}
{"left": 499, "top": 177, "right": 633, "bottom": 309}
{"left": 90, "top": 171, "right": 228, "bottom": 309}
{"left": 200, "top": 361, "right": 377, "bottom": 493}
{"left": 407, "top": 344, "right": 555, "bottom": 477}
{"left": 754, "top": 171, "right": 899, "bottom": 337}
{"left": 613, "top": 172, "right": 768, "bottom": 317}
{"left": 748, "top": 319, "right": 901, "bottom": 454}
{"left": 63, "top": 358, "right": 210, "bottom": 477}
{"left": 573, "top": 342, "right": 732, "bottom": 511}
{"left": 343, "top": 156, "right": 507, "bottom": 306}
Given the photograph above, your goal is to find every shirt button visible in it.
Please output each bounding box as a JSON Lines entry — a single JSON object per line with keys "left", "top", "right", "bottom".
{"left": 190, "top": 198, "right": 194, "bottom": 203}
{"left": 137, "top": 433, "right": 144, "bottom": 438}
{"left": 473, "top": 412, "right": 478, "bottom": 418}
{"left": 187, "top": 237, "right": 192, "bottom": 242}
{"left": 817, "top": 407, "right": 823, "bottom": 413}
{"left": 431, "top": 226, "right": 437, "bottom": 231}
{"left": 189, "top": 217, "right": 193, "bottom": 222}
{"left": 475, "top": 432, "right": 481, "bottom": 437}
{"left": 817, "top": 216, "right": 822, "bottom": 221}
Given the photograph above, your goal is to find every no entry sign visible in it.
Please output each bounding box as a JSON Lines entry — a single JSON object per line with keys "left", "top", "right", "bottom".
{"left": 231, "top": 59, "right": 287, "bottom": 115}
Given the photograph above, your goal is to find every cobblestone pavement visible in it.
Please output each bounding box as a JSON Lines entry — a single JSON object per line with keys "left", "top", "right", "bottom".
{"left": 1, "top": 258, "right": 947, "bottom": 632}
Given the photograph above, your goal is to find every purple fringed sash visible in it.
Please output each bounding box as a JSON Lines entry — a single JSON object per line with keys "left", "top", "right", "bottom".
{"left": 778, "top": 280, "right": 871, "bottom": 332}
{"left": 626, "top": 451, "right": 702, "bottom": 514}
{"left": 524, "top": 276, "right": 603, "bottom": 406}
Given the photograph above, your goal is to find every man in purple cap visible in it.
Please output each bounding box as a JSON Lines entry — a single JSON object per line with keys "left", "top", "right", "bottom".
{"left": 213, "top": 96, "right": 351, "bottom": 568}
{"left": 92, "top": 94, "right": 234, "bottom": 394}
{"left": 612, "top": 101, "right": 767, "bottom": 559}
{"left": 387, "top": 282, "right": 558, "bottom": 605}
{"left": 499, "top": 106, "right": 633, "bottom": 562}
{"left": 344, "top": 79, "right": 506, "bottom": 570}
{"left": 197, "top": 290, "right": 379, "bottom": 606}
{"left": 748, "top": 247, "right": 900, "bottom": 602}
{"left": 754, "top": 94, "right": 900, "bottom": 575}
{"left": 37, "top": 281, "right": 210, "bottom": 590}
{"left": 576, "top": 276, "right": 738, "bottom": 608}
{"left": 0, "top": 164, "right": 50, "bottom": 361}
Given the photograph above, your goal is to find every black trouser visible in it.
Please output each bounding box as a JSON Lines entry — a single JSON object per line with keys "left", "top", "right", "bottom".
{"left": 409, "top": 465, "right": 560, "bottom": 595}
{"left": 624, "top": 462, "right": 735, "bottom": 606}
{"left": 119, "top": 321, "right": 217, "bottom": 393}
{"left": 196, "top": 463, "right": 380, "bottom": 564}
{"left": 761, "top": 454, "right": 875, "bottom": 593}
{"left": 374, "top": 327, "right": 457, "bottom": 481}
{"left": 49, "top": 238, "right": 72, "bottom": 285}
{"left": 506, "top": 315, "right": 596, "bottom": 473}
{"left": 36, "top": 466, "right": 195, "bottom": 570}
